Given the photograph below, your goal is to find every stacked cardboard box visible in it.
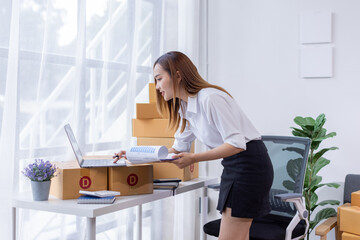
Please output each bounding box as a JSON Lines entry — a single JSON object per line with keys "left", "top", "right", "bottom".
{"left": 50, "top": 161, "right": 153, "bottom": 199}
{"left": 133, "top": 83, "right": 198, "bottom": 181}
{"left": 339, "top": 190, "right": 360, "bottom": 239}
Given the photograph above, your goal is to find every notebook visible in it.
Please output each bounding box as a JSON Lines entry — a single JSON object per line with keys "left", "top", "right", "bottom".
{"left": 77, "top": 195, "right": 116, "bottom": 204}
{"left": 79, "top": 190, "right": 120, "bottom": 197}
{"left": 64, "top": 124, "right": 126, "bottom": 168}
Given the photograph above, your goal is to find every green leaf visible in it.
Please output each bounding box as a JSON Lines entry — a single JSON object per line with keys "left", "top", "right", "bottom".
{"left": 309, "top": 176, "right": 322, "bottom": 190}
{"left": 313, "top": 147, "right": 339, "bottom": 162}
{"left": 313, "top": 114, "right": 326, "bottom": 139}
{"left": 310, "top": 208, "right": 337, "bottom": 229}
{"left": 283, "top": 180, "right": 295, "bottom": 191}
{"left": 312, "top": 157, "right": 330, "bottom": 176}
{"left": 291, "top": 128, "right": 310, "bottom": 138}
{"left": 311, "top": 140, "right": 322, "bottom": 151}
{"left": 313, "top": 128, "right": 326, "bottom": 141}
{"left": 310, "top": 192, "right": 318, "bottom": 211}
{"left": 294, "top": 116, "right": 315, "bottom": 127}
{"left": 301, "top": 124, "right": 315, "bottom": 132}
{"left": 303, "top": 167, "right": 311, "bottom": 188}
{"left": 314, "top": 132, "right": 337, "bottom": 141}
{"left": 317, "top": 200, "right": 340, "bottom": 206}
{"left": 317, "top": 183, "right": 341, "bottom": 189}
{"left": 314, "top": 114, "right": 326, "bottom": 130}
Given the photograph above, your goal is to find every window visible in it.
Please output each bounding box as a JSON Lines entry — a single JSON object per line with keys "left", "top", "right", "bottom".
{"left": 1, "top": 1, "right": 164, "bottom": 238}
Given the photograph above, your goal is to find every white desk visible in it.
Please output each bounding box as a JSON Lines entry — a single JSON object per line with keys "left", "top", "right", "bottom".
{"left": 12, "top": 177, "right": 217, "bottom": 240}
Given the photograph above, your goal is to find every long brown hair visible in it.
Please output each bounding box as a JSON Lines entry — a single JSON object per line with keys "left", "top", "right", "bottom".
{"left": 153, "top": 51, "right": 231, "bottom": 133}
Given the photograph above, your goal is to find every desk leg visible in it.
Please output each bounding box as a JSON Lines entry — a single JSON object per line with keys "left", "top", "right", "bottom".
{"left": 200, "top": 187, "right": 208, "bottom": 240}
{"left": 12, "top": 207, "right": 16, "bottom": 240}
{"left": 86, "top": 217, "right": 96, "bottom": 240}
{"left": 136, "top": 205, "right": 142, "bottom": 240}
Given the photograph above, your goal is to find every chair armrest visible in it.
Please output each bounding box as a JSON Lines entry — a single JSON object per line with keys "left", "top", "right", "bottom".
{"left": 275, "top": 193, "right": 309, "bottom": 240}
{"left": 275, "top": 193, "right": 303, "bottom": 200}
{"left": 207, "top": 183, "right": 220, "bottom": 190}
{"left": 315, "top": 216, "right": 337, "bottom": 237}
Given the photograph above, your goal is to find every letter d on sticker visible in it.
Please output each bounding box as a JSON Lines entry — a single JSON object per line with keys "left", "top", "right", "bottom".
{"left": 127, "top": 173, "right": 138, "bottom": 186}
{"left": 79, "top": 176, "right": 92, "bottom": 189}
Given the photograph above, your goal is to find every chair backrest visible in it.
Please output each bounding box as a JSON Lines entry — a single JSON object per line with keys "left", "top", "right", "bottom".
{"left": 344, "top": 174, "right": 360, "bottom": 203}
{"left": 262, "top": 135, "right": 311, "bottom": 218}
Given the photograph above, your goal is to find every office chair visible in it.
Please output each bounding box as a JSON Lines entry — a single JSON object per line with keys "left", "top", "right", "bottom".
{"left": 315, "top": 174, "right": 360, "bottom": 240}
{"left": 203, "top": 135, "right": 311, "bottom": 240}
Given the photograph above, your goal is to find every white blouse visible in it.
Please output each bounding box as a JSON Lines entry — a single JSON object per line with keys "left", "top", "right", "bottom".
{"left": 172, "top": 88, "right": 261, "bottom": 152}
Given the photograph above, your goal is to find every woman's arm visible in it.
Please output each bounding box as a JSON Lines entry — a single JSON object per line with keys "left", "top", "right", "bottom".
{"left": 171, "top": 143, "right": 244, "bottom": 169}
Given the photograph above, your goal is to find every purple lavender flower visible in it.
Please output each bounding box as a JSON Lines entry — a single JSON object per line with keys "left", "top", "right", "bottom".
{"left": 22, "top": 159, "right": 57, "bottom": 182}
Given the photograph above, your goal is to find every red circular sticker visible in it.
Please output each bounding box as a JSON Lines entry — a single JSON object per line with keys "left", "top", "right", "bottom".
{"left": 190, "top": 164, "right": 194, "bottom": 173}
{"left": 127, "top": 173, "right": 138, "bottom": 186}
{"left": 79, "top": 176, "right": 92, "bottom": 189}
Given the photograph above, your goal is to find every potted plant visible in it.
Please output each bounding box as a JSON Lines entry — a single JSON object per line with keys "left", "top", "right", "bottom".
{"left": 22, "top": 159, "right": 57, "bottom": 201}
{"left": 290, "top": 113, "right": 340, "bottom": 240}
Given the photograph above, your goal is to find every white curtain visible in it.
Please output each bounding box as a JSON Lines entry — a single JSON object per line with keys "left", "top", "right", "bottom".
{"left": 0, "top": 0, "right": 209, "bottom": 239}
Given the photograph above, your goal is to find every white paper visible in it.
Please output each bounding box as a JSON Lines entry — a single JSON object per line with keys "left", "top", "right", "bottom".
{"left": 126, "top": 146, "right": 177, "bottom": 164}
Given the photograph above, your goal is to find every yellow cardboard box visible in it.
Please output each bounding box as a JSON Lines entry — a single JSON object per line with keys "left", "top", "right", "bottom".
{"left": 50, "top": 161, "right": 108, "bottom": 200}
{"left": 137, "top": 137, "right": 174, "bottom": 148}
{"left": 132, "top": 119, "right": 175, "bottom": 138}
{"left": 151, "top": 162, "right": 198, "bottom": 181}
{"left": 108, "top": 164, "right": 153, "bottom": 196}
{"left": 149, "top": 83, "right": 157, "bottom": 103}
{"left": 137, "top": 137, "right": 197, "bottom": 181}
{"left": 339, "top": 205, "right": 360, "bottom": 235}
{"left": 351, "top": 190, "right": 360, "bottom": 207}
{"left": 136, "top": 103, "right": 163, "bottom": 119}
{"left": 342, "top": 232, "right": 360, "bottom": 240}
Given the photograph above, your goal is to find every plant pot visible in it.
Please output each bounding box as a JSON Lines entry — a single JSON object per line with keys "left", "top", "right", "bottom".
{"left": 31, "top": 180, "right": 51, "bottom": 201}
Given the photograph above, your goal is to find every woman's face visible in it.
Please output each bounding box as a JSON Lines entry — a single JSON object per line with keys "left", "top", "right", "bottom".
{"left": 154, "top": 64, "right": 174, "bottom": 101}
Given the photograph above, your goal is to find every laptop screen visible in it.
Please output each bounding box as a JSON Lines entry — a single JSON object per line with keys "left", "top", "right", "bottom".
{"left": 64, "top": 124, "right": 84, "bottom": 165}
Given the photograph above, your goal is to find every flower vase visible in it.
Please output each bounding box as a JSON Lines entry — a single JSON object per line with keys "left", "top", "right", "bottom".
{"left": 31, "top": 180, "right": 51, "bottom": 201}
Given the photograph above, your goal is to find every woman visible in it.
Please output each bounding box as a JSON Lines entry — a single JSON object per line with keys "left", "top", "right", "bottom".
{"left": 115, "top": 51, "right": 274, "bottom": 240}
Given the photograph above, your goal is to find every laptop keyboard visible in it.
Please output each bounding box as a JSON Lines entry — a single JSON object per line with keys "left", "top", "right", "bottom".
{"left": 82, "top": 159, "right": 125, "bottom": 167}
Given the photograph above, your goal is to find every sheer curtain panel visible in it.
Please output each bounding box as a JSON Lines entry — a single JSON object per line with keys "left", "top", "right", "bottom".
{"left": 0, "top": 0, "right": 208, "bottom": 239}
{"left": 0, "top": 0, "right": 165, "bottom": 239}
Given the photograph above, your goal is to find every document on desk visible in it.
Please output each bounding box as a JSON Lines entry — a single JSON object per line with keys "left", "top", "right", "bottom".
{"left": 126, "top": 145, "right": 177, "bottom": 164}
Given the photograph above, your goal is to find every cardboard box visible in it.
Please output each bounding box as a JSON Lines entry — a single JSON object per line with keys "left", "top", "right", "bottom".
{"left": 340, "top": 205, "right": 360, "bottom": 235}
{"left": 338, "top": 203, "right": 351, "bottom": 240}
{"left": 50, "top": 161, "right": 107, "bottom": 200}
{"left": 108, "top": 164, "right": 153, "bottom": 196}
{"left": 342, "top": 232, "right": 360, "bottom": 240}
{"left": 351, "top": 190, "right": 360, "bottom": 207}
{"left": 137, "top": 137, "right": 175, "bottom": 149}
{"left": 136, "top": 103, "right": 163, "bottom": 119}
{"left": 136, "top": 137, "right": 197, "bottom": 181}
{"left": 132, "top": 119, "right": 175, "bottom": 138}
{"left": 149, "top": 83, "right": 157, "bottom": 103}
{"left": 151, "top": 162, "right": 198, "bottom": 181}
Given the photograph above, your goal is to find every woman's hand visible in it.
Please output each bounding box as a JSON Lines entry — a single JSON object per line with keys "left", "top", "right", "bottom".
{"left": 171, "top": 152, "right": 196, "bottom": 169}
{"left": 113, "top": 150, "right": 127, "bottom": 163}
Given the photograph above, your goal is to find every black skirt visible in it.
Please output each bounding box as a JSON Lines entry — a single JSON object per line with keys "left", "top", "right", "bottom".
{"left": 216, "top": 140, "right": 274, "bottom": 218}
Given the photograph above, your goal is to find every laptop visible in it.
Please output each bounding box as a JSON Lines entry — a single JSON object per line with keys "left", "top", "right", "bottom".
{"left": 64, "top": 124, "right": 126, "bottom": 168}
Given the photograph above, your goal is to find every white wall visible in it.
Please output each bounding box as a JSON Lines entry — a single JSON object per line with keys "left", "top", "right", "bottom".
{"left": 207, "top": 0, "right": 360, "bottom": 239}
